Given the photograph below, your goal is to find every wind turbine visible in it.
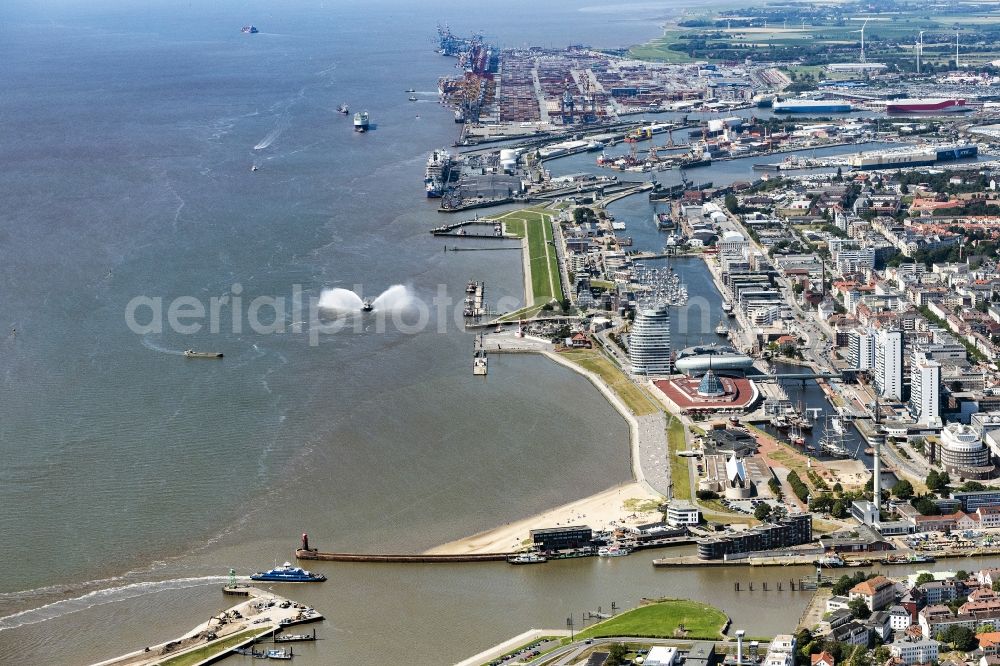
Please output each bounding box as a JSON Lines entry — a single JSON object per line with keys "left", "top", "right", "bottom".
{"left": 854, "top": 18, "right": 869, "bottom": 63}
{"left": 917, "top": 30, "right": 924, "bottom": 74}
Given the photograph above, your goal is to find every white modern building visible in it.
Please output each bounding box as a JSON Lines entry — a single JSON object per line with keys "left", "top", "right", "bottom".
{"left": 646, "top": 646, "right": 679, "bottom": 666}
{"left": 718, "top": 230, "right": 750, "bottom": 255}
{"left": 909, "top": 351, "right": 941, "bottom": 426}
{"left": 762, "top": 635, "right": 796, "bottom": 666}
{"left": 888, "top": 638, "right": 940, "bottom": 665}
{"left": 874, "top": 329, "right": 903, "bottom": 401}
{"left": 849, "top": 328, "right": 876, "bottom": 370}
{"left": 835, "top": 248, "right": 876, "bottom": 274}
{"left": 937, "top": 423, "right": 991, "bottom": 478}
{"left": 628, "top": 304, "right": 671, "bottom": 375}
{"left": 665, "top": 501, "right": 701, "bottom": 527}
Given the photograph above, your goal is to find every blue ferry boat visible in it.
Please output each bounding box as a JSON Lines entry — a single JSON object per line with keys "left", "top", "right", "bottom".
{"left": 250, "top": 562, "right": 326, "bottom": 582}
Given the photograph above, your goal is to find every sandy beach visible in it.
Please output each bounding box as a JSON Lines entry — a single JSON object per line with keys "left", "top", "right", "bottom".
{"left": 425, "top": 482, "right": 664, "bottom": 555}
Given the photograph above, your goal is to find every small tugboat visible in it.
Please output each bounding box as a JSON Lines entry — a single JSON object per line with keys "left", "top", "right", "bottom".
{"left": 715, "top": 318, "right": 730, "bottom": 336}
{"left": 353, "top": 111, "right": 370, "bottom": 132}
{"left": 507, "top": 552, "right": 547, "bottom": 565}
{"left": 183, "top": 350, "right": 223, "bottom": 359}
{"left": 241, "top": 25, "right": 259, "bottom": 34}
{"left": 249, "top": 562, "right": 326, "bottom": 583}
{"left": 361, "top": 298, "right": 374, "bottom": 312}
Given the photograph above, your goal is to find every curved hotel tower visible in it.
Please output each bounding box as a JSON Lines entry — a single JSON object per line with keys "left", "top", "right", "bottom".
{"left": 629, "top": 304, "right": 672, "bottom": 375}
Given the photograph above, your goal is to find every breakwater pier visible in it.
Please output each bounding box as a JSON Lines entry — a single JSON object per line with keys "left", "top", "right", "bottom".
{"left": 297, "top": 548, "right": 512, "bottom": 563}
{"left": 93, "top": 586, "right": 323, "bottom": 666}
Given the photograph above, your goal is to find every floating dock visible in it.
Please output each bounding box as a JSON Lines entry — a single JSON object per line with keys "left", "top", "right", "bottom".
{"left": 464, "top": 280, "right": 488, "bottom": 317}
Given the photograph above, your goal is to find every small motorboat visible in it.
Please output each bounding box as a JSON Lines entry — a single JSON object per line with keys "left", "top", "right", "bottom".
{"left": 405, "top": 88, "right": 416, "bottom": 93}
{"left": 408, "top": 96, "right": 418, "bottom": 102}
{"left": 361, "top": 298, "right": 374, "bottom": 312}
{"left": 183, "top": 350, "right": 223, "bottom": 359}
{"left": 250, "top": 165, "right": 259, "bottom": 172}
{"left": 266, "top": 648, "right": 293, "bottom": 660}
{"left": 249, "top": 562, "right": 326, "bottom": 583}
{"left": 336, "top": 104, "right": 349, "bottom": 115}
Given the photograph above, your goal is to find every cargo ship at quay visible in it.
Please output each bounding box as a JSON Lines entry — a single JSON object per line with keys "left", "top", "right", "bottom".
{"left": 772, "top": 98, "right": 853, "bottom": 114}
{"left": 424, "top": 149, "right": 453, "bottom": 198}
{"left": 885, "top": 98, "right": 971, "bottom": 114}
{"left": 848, "top": 142, "right": 978, "bottom": 170}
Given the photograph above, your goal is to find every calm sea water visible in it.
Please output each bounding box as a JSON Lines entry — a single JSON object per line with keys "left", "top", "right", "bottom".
{"left": 0, "top": 2, "right": 970, "bottom": 664}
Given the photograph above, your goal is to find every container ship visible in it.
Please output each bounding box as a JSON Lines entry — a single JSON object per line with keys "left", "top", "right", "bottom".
{"left": 885, "top": 98, "right": 969, "bottom": 114}
{"left": 848, "top": 143, "right": 978, "bottom": 170}
{"left": 772, "top": 99, "right": 853, "bottom": 114}
{"left": 353, "top": 111, "right": 369, "bottom": 133}
{"left": 424, "top": 149, "right": 452, "bottom": 198}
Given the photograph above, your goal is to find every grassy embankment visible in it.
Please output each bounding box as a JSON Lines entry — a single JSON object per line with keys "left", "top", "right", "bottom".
{"left": 667, "top": 417, "right": 692, "bottom": 501}
{"left": 560, "top": 349, "right": 659, "bottom": 417}
{"left": 491, "top": 207, "right": 564, "bottom": 321}
{"left": 576, "top": 599, "right": 729, "bottom": 640}
{"left": 157, "top": 629, "right": 266, "bottom": 666}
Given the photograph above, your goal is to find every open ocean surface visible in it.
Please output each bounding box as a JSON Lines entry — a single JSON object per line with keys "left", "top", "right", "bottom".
{"left": 0, "top": 1, "right": 961, "bottom": 663}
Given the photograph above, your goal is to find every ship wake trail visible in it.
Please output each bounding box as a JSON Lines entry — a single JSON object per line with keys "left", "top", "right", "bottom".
{"left": 141, "top": 334, "right": 184, "bottom": 355}
{"left": 254, "top": 125, "right": 283, "bottom": 151}
{"left": 0, "top": 576, "right": 238, "bottom": 632}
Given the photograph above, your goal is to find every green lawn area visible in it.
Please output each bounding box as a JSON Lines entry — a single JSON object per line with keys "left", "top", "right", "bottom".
{"left": 696, "top": 498, "right": 758, "bottom": 526}
{"left": 157, "top": 629, "right": 265, "bottom": 666}
{"left": 491, "top": 208, "right": 564, "bottom": 306}
{"left": 629, "top": 29, "right": 697, "bottom": 63}
{"left": 561, "top": 349, "right": 659, "bottom": 417}
{"left": 667, "top": 417, "right": 691, "bottom": 501}
{"left": 576, "top": 599, "right": 729, "bottom": 640}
